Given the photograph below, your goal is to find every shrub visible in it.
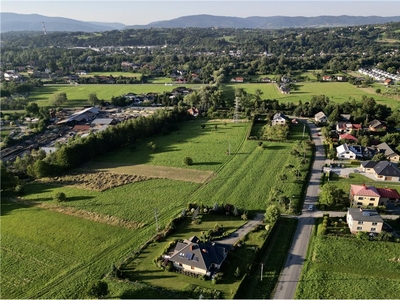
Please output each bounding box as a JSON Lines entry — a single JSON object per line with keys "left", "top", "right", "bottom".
{"left": 87, "top": 280, "right": 108, "bottom": 298}
{"left": 234, "top": 267, "right": 241, "bottom": 278}
{"left": 184, "top": 157, "right": 193, "bottom": 166}
{"left": 14, "top": 184, "right": 24, "bottom": 195}
{"left": 54, "top": 192, "right": 67, "bottom": 202}
{"left": 165, "top": 261, "right": 174, "bottom": 272}
{"left": 212, "top": 272, "right": 223, "bottom": 284}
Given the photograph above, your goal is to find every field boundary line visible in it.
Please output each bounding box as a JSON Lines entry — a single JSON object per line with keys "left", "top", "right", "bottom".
{"left": 6, "top": 197, "right": 145, "bottom": 230}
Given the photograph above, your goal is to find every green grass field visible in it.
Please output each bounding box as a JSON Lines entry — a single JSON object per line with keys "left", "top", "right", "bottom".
{"left": 296, "top": 235, "right": 400, "bottom": 299}
{"left": 2, "top": 119, "right": 311, "bottom": 298}
{"left": 22, "top": 80, "right": 400, "bottom": 109}
{"left": 0, "top": 200, "right": 139, "bottom": 299}
{"left": 223, "top": 82, "right": 400, "bottom": 109}
{"left": 28, "top": 84, "right": 208, "bottom": 107}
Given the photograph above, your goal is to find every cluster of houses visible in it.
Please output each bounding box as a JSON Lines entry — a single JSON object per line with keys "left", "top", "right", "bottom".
{"left": 358, "top": 67, "right": 399, "bottom": 84}
{"left": 322, "top": 75, "right": 347, "bottom": 82}
{"left": 336, "top": 142, "right": 399, "bottom": 162}
{"left": 346, "top": 183, "right": 400, "bottom": 234}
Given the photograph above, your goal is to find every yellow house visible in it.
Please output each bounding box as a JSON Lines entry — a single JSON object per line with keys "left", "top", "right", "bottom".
{"left": 350, "top": 184, "right": 381, "bottom": 207}
{"left": 346, "top": 208, "right": 383, "bottom": 234}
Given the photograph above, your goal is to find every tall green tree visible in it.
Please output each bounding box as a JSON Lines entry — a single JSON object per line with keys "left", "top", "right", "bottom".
{"left": 51, "top": 92, "right": 67, "bottom": 107}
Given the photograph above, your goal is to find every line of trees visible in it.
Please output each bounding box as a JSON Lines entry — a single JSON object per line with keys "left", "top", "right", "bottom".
{"left": 25, "top": 107, "right": 188, "bottom": 178}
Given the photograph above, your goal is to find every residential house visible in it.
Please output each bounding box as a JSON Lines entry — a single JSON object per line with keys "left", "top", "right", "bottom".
{"left": 336, "top": 144, "right": 357, "bottom": 159}
{"left": 167, "top": 236, "right": 229, "bottom": 277}
{"left": 375, "top": 187, "right": 400, "bottom": 207}
{"left": 368, "top": 119, "right": 386, "bottom": 132}
{"left": 260, "top": 77, "right": 271, "bottom": 83}
{"left": 336, "top": 122, "right": 362, "bottom": 134}
{"left": 337, "top": 75, "right": 347, "bottom": 82}
{"left": 187, "top": 107, "right": 199, "bottom": 117}
{"left": 384, "top": 78, "right": 393, "bottom": 86}
{"left": 278, "top": 84, "right": 290, "bottom": 94}
{"left": 322, "top": 75, "right": 332, "bottom": 82}
{"left": 339, "top": 133, "right": 358, "bottom": 143}
{"left": 272, "top": 113, "right": 288, "bottom": 125}
{"left": 314, "top": 111, "right": 328, "bottom": 123}
{"left": 374, "top": 142, "right": 400, "bottom": 163}
{"left": 231, "top": 77, "right": 244, "bottom": 83}
{"left": 360, "top": 161, "right": 400, "bottom": 181}
{"left": 346, "top": 208, "right": 383, "bottom": 234}
{"left": 350, "top": 184, "right": 381, "bottom": 207}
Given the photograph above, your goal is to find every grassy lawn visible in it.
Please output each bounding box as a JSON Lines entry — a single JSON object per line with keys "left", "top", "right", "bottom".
{"left": 296, "top": 235, "right": 400, "bottom": 299}
{"left": 122, "top": 213, "right": 264, "bottom": 299}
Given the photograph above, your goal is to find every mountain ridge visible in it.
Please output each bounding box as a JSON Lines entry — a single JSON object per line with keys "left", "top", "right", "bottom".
{"left": 2, "top": 12, "right": 400, "bottom": 32}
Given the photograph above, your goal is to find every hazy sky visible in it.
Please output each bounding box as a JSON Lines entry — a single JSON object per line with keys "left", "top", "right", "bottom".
{"left": 2, "top": 1, "right": 400, "bottom": 25}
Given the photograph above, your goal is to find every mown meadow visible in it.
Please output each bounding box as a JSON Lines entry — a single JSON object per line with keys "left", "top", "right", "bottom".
{"left": 2, "top": 118, "right": 312, "bottom": 298}
{"left": 296, "top": 235, "right": 400, "bottom": 299}
{"left": 26, "top": 81, "right": 400, "bottom": 109}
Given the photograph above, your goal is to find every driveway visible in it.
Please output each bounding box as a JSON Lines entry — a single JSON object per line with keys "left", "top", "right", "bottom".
{"left": 215, "top": 213, "right": 264, "bottom": 248}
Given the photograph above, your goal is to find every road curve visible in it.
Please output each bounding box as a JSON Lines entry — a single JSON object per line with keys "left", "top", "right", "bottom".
{"left": 273, "top": 121, "right": 325, "bottom": 299}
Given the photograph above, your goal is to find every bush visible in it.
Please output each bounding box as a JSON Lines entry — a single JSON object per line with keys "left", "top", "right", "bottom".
{"left": 212, "top": 272, "right": 223, "bottom": 284}
{"left": 54, "top": 192, "right": 67, "bottom": 202}
{"left": 87, "top": 280, "right": 108, "bottom": 298}
{"left": 184, "top": 157, "right": 193, "bottom": 166}
{"left": 14, "top": 184, "right": 24, "bottom": 195}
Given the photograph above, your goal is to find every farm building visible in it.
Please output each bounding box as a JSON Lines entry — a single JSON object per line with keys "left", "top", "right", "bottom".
{"left": 272, "top": 113, "right": 288, "bottom": 125}
{"left": 314, "top": 111, "right": 327, "bottom": 123}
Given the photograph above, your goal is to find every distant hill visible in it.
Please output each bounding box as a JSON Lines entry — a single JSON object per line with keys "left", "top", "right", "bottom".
{"left": 0, "top": 13, "right": 124, "bottom": 32}
{"left": 2, "top": 13, "right": 400, "bottom": 33}
{"left": 128, "top": 14, "right": 400, "bottom": 29}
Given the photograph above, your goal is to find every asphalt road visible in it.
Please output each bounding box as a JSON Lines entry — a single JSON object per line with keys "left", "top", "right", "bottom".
{"left": 273, "top": 121, "right": 325, "bottom": 299}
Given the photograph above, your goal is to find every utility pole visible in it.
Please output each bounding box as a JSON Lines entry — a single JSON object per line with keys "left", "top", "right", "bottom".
{"left": 260, "top": 263, "right": 264, "bottom": 281}
{"left": 154, "top": 209, "right": 159, "bottom": 232}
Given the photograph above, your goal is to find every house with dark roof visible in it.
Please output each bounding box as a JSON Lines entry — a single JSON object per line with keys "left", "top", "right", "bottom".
{"left": 374, "top": 142, "right": 400, "bottom": 163}
{"left": 346, "top": 208, "right": 383, "bottom": 234}
{"left": 168, "top": 236, "right": 229, "bottom": 277}
{"left": 361, "top": 161, "right": 400, "bottom": 181}
{"left": 368, "top": 119, "right": 386, "bottom": 132}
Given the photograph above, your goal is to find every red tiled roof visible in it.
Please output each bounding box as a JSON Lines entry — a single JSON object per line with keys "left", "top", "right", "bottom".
{"left": 351, "top": 184, "right": 380, "bottom": 197}
{"left": 340, "top": 134, "right": 358, "bottom": 141}
{"left": 352, "top": 124, "right": 362, "bottom": 129}
{"left": 376, "top": 188, "right": 400, "bottom": 199}
{"left": 73, "top": 125, "right": 90, "bottom": 131}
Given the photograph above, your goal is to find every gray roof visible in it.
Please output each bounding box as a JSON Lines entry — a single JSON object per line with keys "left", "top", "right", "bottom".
{"left": 91, "top": 118, "right": 114, "bottom": 125}
{"left": 169, "top": 236, "right": 228, "bottom": 271}
{"left": 373, "top": 161, "right": 400, "bottom": 177}
{"left": 376, "top": 142, "right": 398, "bottom": 158}
{"left": 348, "top": 208, "right": 383, "bottom": 223}
{"left": 273, "top": 112, "right": 287, "bottom": 120}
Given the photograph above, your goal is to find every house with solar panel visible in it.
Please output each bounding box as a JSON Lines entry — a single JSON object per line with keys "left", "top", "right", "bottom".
{"left": 167, "top": 236, "right": 229, "bottom": 277}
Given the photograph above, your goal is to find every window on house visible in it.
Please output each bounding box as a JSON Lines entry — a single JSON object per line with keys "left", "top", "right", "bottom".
{"left": 371, "top": 228, "right": 376, "bottom": 231}
{"left": 372, "top": 222, "right": 378, "bottom": 226}
{"left": 369, "top": 203, "right": 374, "bottom": 206}
{"left": 357, "top": 202, "right": 363, "bottom": 205}
{"left": 358, "top": 221, "right": 363, "bottom": 225}
{"left": 359, "top": 197, "right": 363, "bottom": 200}
{"left": 370, "top": 198, "right": 375, "bottom": 200}
{"left": 357, "top": 226, "right": 363, "bottom": 230}
{"left": 179, "top": 263, "right": 182, "bottom": 267}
